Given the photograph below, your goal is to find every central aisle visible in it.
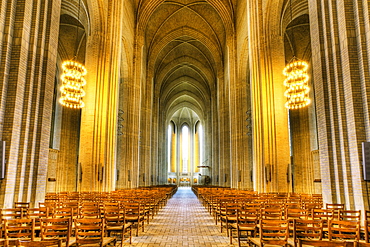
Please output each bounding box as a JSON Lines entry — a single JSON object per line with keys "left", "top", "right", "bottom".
{"left": 125, "top": 187, "right": 238, "bottom": 246}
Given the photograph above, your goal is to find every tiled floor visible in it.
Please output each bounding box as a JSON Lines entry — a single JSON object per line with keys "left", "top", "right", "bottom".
{"left": 122, "top": 187, "right": 241, "bottom": 246}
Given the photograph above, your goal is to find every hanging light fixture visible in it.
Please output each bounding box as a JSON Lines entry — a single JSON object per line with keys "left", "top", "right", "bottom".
{"left": 59, "top": 60, "right": 86, "bottom": 109}
{"left": 283, "top": 0, "right": 310, "bottom": 110}
{"left": 59, "top": 0, "right": 86, "bottom": 109}
{"left": 283, "top": 57, "right": 310, "bottom": 109}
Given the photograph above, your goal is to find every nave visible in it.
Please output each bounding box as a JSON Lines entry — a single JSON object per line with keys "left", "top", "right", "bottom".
{"left": 124, "top": 187, "right": 237, "bottom": 246}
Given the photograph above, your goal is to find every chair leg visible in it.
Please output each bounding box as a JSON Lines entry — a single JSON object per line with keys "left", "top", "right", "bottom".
{"left": 230, "top": 227, "right": 233, "bottom": 244}
{"left": 237, "top": 229, "right": 241, "bottom": 247}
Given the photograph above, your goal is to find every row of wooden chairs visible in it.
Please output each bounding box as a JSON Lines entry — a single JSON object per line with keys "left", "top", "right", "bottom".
{"left": 0, "top": 186, "right": 178, "bottom": 246}
{"left": 0, "top": 217, "right": 119, "bottom": 247}
{"left": 225, "top": 210, "right": 365, "bottom": 247}
{"left": 192, "top": 186, "right": 370, "bottom": 247}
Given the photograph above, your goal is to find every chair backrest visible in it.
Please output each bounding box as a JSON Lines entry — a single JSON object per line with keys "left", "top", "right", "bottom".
{"left": 312, "top": 208, "right": 334, "bottom": 220}
{"left": 79, "top": 206, "right": 101, "bottom": 219}
{"left": 339, "top": 210, "right": 361, "bottom": 221}
{"left": 52, "top": 207, "right": 74, "bottom": 219}
{"left": 328, "top": 219, "right": 360, "bottom": 241}
{"left": 74, "top": 218, "right": 105, "bottom": 246}
{"left": 298, "top": 239, "right": 354, "bottom": 247}
{"left": 259, "top": 219, "right": 289, "bottom": 245}
{"left": 4, "top": 218, "right": 35, "bottom": 241}
{"left": 16, "top": 239, "right": 62, "bottom": 247}
{"left": 104, "top": 206, "right": 125, "bottom": 228}
{"left": 260, "top": 208, "right": 283, "bottom": 220}
{"left": 236, "top": 208, "right": 259, "bottom": 232}
{"left": 0, "top": 208, "right": 25, "bottom": 221}
{"left": 293, "top": 219, "right": 323, "bottom": 241}
{"left": 326, "top": 203, "right": 344, "bottom": 211}
{"left": 285, "top": 208, "right": 308, "bottom": 220}
{"left": 14, "top": 202, "right": 30, "bottom": 209}
{"left": 124, "top": 202, "right": 144, "bottom": 219}
{"left": 40, "top": 217, "right": 71, "bottom": 247}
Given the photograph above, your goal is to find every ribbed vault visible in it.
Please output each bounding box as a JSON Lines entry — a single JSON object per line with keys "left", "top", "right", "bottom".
{"left": 141, "top": 0, "right": 229, "bottom": 123}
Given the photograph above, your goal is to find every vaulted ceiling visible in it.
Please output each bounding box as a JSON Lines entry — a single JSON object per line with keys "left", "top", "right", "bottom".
{"left": 141, "top": 0, "right": 233, "bottom": 124}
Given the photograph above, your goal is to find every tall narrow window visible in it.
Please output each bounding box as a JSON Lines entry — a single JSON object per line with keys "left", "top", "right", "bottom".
{"left": 182, "top": 125, "right": 189, "bottom": 173}
{"left": 168, "top": 121, "right": 176, "bottom": 173}
{"left": 199, "top": 123, "right": 203, "bottom": 164}
{"left": 168, "top": 125, "right": 172, "bottom": 172}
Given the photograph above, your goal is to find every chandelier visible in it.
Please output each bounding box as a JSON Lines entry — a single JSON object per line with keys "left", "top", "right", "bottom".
{"left": 59, "top": 60, "right": 86, "bottom": 109}
{"left": 59, "top": 0, "right": 86, "bottom": 109}
{"left": 283, "top": 57, "right": 310, "bottom": 110}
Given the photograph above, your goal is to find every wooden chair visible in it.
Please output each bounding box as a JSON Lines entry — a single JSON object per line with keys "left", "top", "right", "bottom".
{"left": 103, "top": 206, "right": 132, "bottom": 246}
{"left": 289, "top": 219, "right": 323, "bottom": 247}
{"left": 40, "top": 217, "right": 74, "bottom": 247}
{"left": 25, "top": 208, "right": 49, "bottom": 234}
{"left": 3, "top": 218, "right": 35, "bottom": 245}
{"left": 233, "top": 208, "right": 259, "bottom": 247}
{"left": 328, "top": 219, "right": 360, "bottom": 242}
{"left": 74, "top": 218, "right": 116, "bottom": 246}
{"left": 123, "top": 202, "right": 145, "bottom": 237}
{"left": 0, "top": 208, "right": 25, "bottom": 238}
{"left": 249, "top": 219, "right": 289, "bottom": 246}
{"left": 220, "top": 202, "right": 239, "bottom": 239}
{"left": 297, "top": 239, "right": 354, "bottom": 246}
{"left": 311, "top": 208, "right": 334, "bottom": 236}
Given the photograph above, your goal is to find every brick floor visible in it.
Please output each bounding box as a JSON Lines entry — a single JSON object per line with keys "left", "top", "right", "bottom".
{"left": 122, "top": 187, "right": 242, "bottom": 246}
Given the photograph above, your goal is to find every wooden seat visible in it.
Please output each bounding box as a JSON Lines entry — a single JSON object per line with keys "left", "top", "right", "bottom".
{"left": 249, "top": 219, "right": 289, "bottom": 246}
{"left": 74, "top": 218, "right": 116, "bottom": 246}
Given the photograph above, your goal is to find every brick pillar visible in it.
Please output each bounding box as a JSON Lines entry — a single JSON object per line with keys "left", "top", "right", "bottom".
{"left": 308, "top": 0, "right": 370, "bottom": 210}
{"left": 0, "top": 0, "right": 61, "bottom": 207}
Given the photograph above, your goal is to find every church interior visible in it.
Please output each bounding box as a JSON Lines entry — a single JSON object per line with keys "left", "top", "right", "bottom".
{"left": 1, "top": 0, "right": 370, "bottom": 244}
